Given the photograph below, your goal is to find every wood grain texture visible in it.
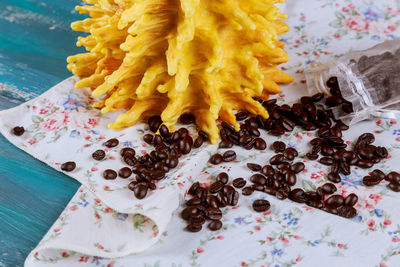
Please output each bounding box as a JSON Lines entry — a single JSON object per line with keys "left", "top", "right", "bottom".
{"left": 0, "top": 1, "right": 83, "bottom": 266}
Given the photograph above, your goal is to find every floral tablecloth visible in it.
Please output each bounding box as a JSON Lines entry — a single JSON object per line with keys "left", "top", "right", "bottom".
{"left": 1, "top": 0, "right": 400, "bottom": 266}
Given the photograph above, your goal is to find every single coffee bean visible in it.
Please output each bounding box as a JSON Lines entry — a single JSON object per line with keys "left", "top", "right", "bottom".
{"left": 262, "top": 165, "right": 275, "bottom": 177}
{"left": 328, "top": 172, "right": 341, "bottom": 183}
{"left": 216, "top": 191, "right": 227, "bottom": 207}
{"left": 12, "top": 126, "right": 24, "bottom": 136}
{"left": 331, "top": 162, "right": 340, "bottom": 174}
{"left": 92, "top": 149, "right": 106, "bottom": 160}
{"left": 344, "top": 193, "right": 358, "bottom": 206}
{"left": 215, "top": 172, "right": 229, "bottom": 184}
{"left": 270, "top": 154, "right": 286, "bottom": 165}
{"left": 208, "top": 220, "right": 223, "bottom": 231}
{"left": 128, "top": 181, "right": 138, "bottom": 191}
{"left": 209, "top": 153, "right": 223, "bottom": 164}
{"left": 290, "top": 162, "right": 305, "bottom": 173}
{"left": 326, "top": 76, "right": 339, "bottom": 89}
{"left": 247, "top": 163, "right": 262, "bottom": 171}
{"left": 270, "top": 126, "right": 285, "bottom": 136}
{"left": 186, "top": 223, "right": 202, "bottom": 232}
{"left": 132, "top": 164, "right": 144, "bottom": 174}
{"left": 166, "top": 156, "right": 179, "bottom": 169}
{"left": 319, "top": 157, "right": 334, "bottom": 166}
{"left": 305, "top": 191, "right": 320, "bottom": 201}
{"left": 316, "top": 187, "right": 325, "bottom": 200}
{"left": 322, "top": 205, "right": 339, "bottom": 215}
{"left": 207, "top": 195, "right": 220, "bottom": 208}
{"left": 387, "top": 172, "right": 400, "bottom": 183}
{"left": 321, "top": 145, "right": 334, "bottom": 156}
{"left": 205, "top": 207, "right": 222, "bottom": 220}
{"left": 306, "top": 199, "right": 323, "bottom": 209}
{"left": 235, "top": 111, "right": 249, "bottom": 121}
{"left": 198, "top": 130, "right": 209, "bottom": 141}
{"left": 283, "top": 147, "right": 298, "bottom": 161}
{"left": 358, "top": 145, "right": 375, "bottom": 160}
{"left": 152, "top": 134, "right": 163, "bottom": 146}
{"left": 339, "top": 161, "right": 351, "bottom": 175}
{"left": 278, "top": 162, "right": 290, "bottom": 174}
{"left": 239, "top": 134, "right": 253, "bottom": 146}
{"left": 242, "top": 186, "right": 254, "bottom": 196}
{"left": 374, "top": 146, "right": 388, "bottom": 159}
{"left": 133, "top": 182, "right": 148, "bottom": 199}
{"left": 335, "top": 120, "right": 349, "bottom": 131}
{"left": 272, "top": 141, "right": 286, "bottom": 153}
{"left": 222, "top": 150, "right": 236, "bottom": 162}
{"left": 289, "top": 188, "right": 306, "bottom": 203}
{"left": 188, "top": 182, "right": 200, "bottom": 196}
{"left": 104, "top": 138, "right": 119, "bottom": 148}
{"left": 388, "top": 182, "right": 400, "bottom": 192}
{"left": 330, "top": 126, "right": 342, "bottom": 138}
{"left": 252, "top": 199, "right": 270, "bottom": 212}
{"left": 357, "top": 159, "right": 374, "bottom": 169}
{"left": 325, "top": 95, "right": 343, "bottom": 107}
{"left": 317, "top": 127, "right": 331, "bottom": 138}
{"left": 264, "top": 186, "right": 277, "bottom": 196}
{"left": 338, "top": 205, "right": 357, "bottom": 218}
{"left": 312, "top": 143, "right": 322, "bottom": 154}
{"left": 252, "top": 183, "right": 265, "bottom": 192}
{"left": 325, "top": 195, "right": 344, "bottom": 207}
{"left": 61, "top": 161, "right": 76, "bottom": 172}
{"left": 321, "top": 183, "right": 337, "bottom": 194}
{"left": 254, "top": 138, "right": 267, "bottom": 150}
{"left": 223, "top": 185, "right": 235, "bottom": 195}
{"left": 118, "top": 167, "right": 132, "bottom": 178}
{"left": 285, "top": 171, "right": 297, "bottom": 186}
{"left": 159, "top": 125, "right": 170, "bottom": 138}
{"left": 209, "top": 181, "right": 225, "bottom": 194}
{"left": 232, "top": 178, "right": 246, "bottom": 188}
{"left": 186, "top": 197, "right": 202, "bottom": 206}
{"left": 190, "top": 216, "right": 206, "bottom": 225}
{"left": 370, "top": 169, "right": 386, "bottom": 180}
{"left": 120, "top": 147, "right": 135, "bottom": 158}
{"left": 226, "top": 190, "right": 239, "bottom": 206}
{"left": 148, "top": 116, "right": 162, "bottom": 132}
{"left": 143, "top": 134, "right": 153, "bottom": 144}
{"left": 306, "top": 152, "right": 318, "bottom": 160}
{"left": 193, "top": 137, "right": 204, "bottom": 148}
{"left": 219, "top": 140, "right": 233, "bottom": 148}
{"left": 196, "top": 187, "right": 208, "bottom": 201}
{"left": 247, "top": 126, "right": 260, "bottom": 137}
{"left": 179, "top": 113, "right": 195, "bottom": 124}
{"left": 182, "top": 206, "right": 200, "bottom": 220}
{"left": 250, "top": 174, "right": 267, "bottom": 185}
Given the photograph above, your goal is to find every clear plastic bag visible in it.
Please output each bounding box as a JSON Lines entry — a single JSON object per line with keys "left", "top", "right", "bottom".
{"left": 305, "top": 39, "right": 400, "bottom": 125}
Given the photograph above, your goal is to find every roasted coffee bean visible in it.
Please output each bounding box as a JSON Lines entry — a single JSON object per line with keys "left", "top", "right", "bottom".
{"left": 388, "top": 182, "right": 400, "bottom": 192}
{"left": 232, "top": 178, "right": 246, "bottom": 188}
{"left": 358, "top": 145, "right": 375, "bottom": 160}
{"left": 182, "top": 206, "right": 200, "bottom": 220}
{"left": 152, "top": 134, "right": 162, "bottom": 146}
{"left": 304, "top": 191, "right": 320, "bottom": 200}
{"left": 272, "top": 141, "right": 286, "bottom": 153}
{"left": 209, "top": 181, "right": 225, "bottom": 194}
{"left": 104, "top": 138, "right": 119, "bottom": 148}
{"left": 222, "top": 150, "right": 236, "bottom": 162}
{"left": 219, "top": 140, "right": 233, "bottom": 148}
{"left": 243, "top": 138, "right": 256, "bottom": 150}
{"left": 208, "top": 220, "right": 223, "bottom": 231}
{"left": 317, "top": 127, "right": 331, "bottom": 138}
{"left": 270, "top": 154, "right": 286, "bottom": 165}
{"left": 177, "top": 128, "right": 189, "bottom": 140}
{"left": 189, "top": 216, "right": 206, "bottom": 225}
{"left": 196, "top": 187, "right": 208, "bottom": 201}
{"left": 209, "top": 153, "right": 223, "bottom": 164}
{"left": 137, "top": 172, "right": 151, "bottom": 183}
{"left": 357, "top": 159, "right": 374, "bottom": 169}
{"left": 254, "top": 138, "right": 267, "bottom": 150}
{"left": 262, "top": 165, "right": 275, "bottom": 177}
{"left": 250, "top": 174, "right": 267, "bottom": 185}
{"left": 278, "top": 162, "right": 291, "bottom": 174}
{"left": 338, "top": 205, "right": 357, "bottom": 218}
{"left": 226, "top": 190, "right": 239, "bottom": 206}
{"left": 316, "top": 187, "right": 325, "bottom": 200}
{"left": 143, "top": 134, "right": 153, "bottom": 144}
{"left": 362, "top": 175, "right": 381, "bottom": 186}
{"left": 252, "top": 184, "right": 265, "bottom": 192}
{"left": 12, "top": 126, "right": 24, "bottom": 136}
{"left": 339, "top": 161, "right": 351, "bottom": 175}
{"left": 330, "top": 126, "right": 343, "bottom": 138}
{"left": 335, "top": 120, "right": 349, "bottom": 130}
{"left": 333, "top": 149, "right": 345, "bottom": 162}
{"left": 283, "top": 147, "right": 298, "bottom": 161}
{"left": 372, "top": 156, "right": 381, "bottom": 164}
{"left": 239, "top": 134, "right": 252, "bottom": 146}
{"left": 289, "top": 188, "right": 307, "bottom": 203}
{"left": 252, "top": 199, "right": 270, "bottom": 212}
{"left": 165, "top": 156, "right": 178, "bottom": 169}
{"left": 319, "top": 157, "right": 334, "bottom": 166}
{"left": 169, "top": 131, "right": 181, "bottom": 143}
{"left": 375, "top": 146, "right": 388, "bottom": 159}
{"left": 325, "top": 95, "right": 343, "bottom": 107}
{"left": 147, "top": 182, "right": 157, "bottom": 190}
{"left": 186, "top": 197, "right": 202, "bottom": 206}
{"left": 311, "top": 92, "right": 325, "bottom": 102}
{"left": 205, "top": 207, "right": 222, "bottom": 220}
{"left": 321, "top": 145, "right": 334, "bottom": 156}
{"left": 193, "top": 136, "right": 204, "bottom": 148}
{"left": 242, "top": 186, "right": 254, "bottom": 196}
{"left": 179, "top": 113, "right": 195, "bottom": 124}
{"left": 290, "top": 162, "right": 305, "bottom": 174}
{"left": 306, "top": 199, "right": 323, "bottom": 209}
{"left": 325, "top": 195, "right": 344, "bottom": 207}
{"left": 310, "top": 138, "right": 322, "bottom": 145}
{"left": 197, "top": 130, "right": 208, "bottom": 141}
{"left": 61, "top": 161, "right": 76, "bottom": 172}
{"left": 312, "top": 143, "right": 322, "bottom": 154}
{"left": 306, "top": 152, "right": 319, "bottom": 160}
{"left": 235, "top": 111, "right": 249, "bottom": 121}
{"left": 132, "top": 164, "right": 144, "bottom": 174}
{"left": 276, "top": 190, "right": 288, "bottom": 200}
{"left": 216, "top": 172, "right": 229, "bottom": 184}
{"left": 247, "top": 126, "right": 260, "bottom": 137}
{"left": 179, "top": 139, "right": 191, "bottom": 155}
{"left": 270, "top": 126, "right": 285, "bottom": 136}
{"left": 371, "top": 169, "right": 386, "bottom": 180}
{"left": 281, "top": 117, "right": 295, "bottom": 132}
{"left": 326, "top": 76, "right": 339, "bottom": 89}
{"left": 207, "top": 195, "right": 219, "bottom": 208}
{"left": 133, "top": 182, "right": 148, "bottom": 199}
{"left": 344, "top": 193, "right": 358, "bottom": 206}
{"left": 150, "top": 170, "right": 165, "bottom": 180}
{"left": 322, "top": 205, "right": 339, "bottom": 215}
{"left": 128, "top": 181, "right": 138, "bottom": 191}
{"left": 186, "top": 223, "right": 202, "bottom": 232}
{"left": 148, "top": 116, "right": 162, "bottom": 132}
{"left": 321, "top": 183, "right": 337, "bottom": 194}
{"left": 120, "top": 147, "right": 135, "bottom": 158}
{"left": 387, "top": 172, "right": 400, "bottom": 183}
{"left": 188, "top": 182, "right": 200, "bottom": 196}
{"left": 118, "top": 167, "right": 132, "bottom": 178}
{"left": 223, "top": 185, "right": 235, "bottom": 195}
{"left": 92, "top": 149, "right": 106, "bottom": 160}
{"left": 247, "top": 163, "right": 262, "bottom": 171}
{"left": 285, "top": 171, "right": 297, "bottom": 186}
{"left": 216, "top": 191, "right": 227, "bottom": 207}
{"left": 328, "top": 172, "right": 341, "bottom": 183}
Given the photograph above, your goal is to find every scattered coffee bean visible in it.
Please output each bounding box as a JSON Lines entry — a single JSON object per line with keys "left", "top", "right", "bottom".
{"left": 252, "top": 199, "right": 270, "bottom": 212}
{"left": 208, "top": 220, "right": 223, "bottom": 231}
{"left": 247, "top": 163, "right": 261, "bottom": 172}
{"left": 328, "top": 172, "right": 341, "bottom": 183}
{"left": 387, "top": 172, "right": 400, "bottom": 183}
{"left": 120, "top": 147, "right": 135, "bottom": 157}
{"left": 222, "top": 150, "right": 236, "bottom": 162}
{"left": 186, "top": 223, "right": 202, "bottom": 232}
{"left": 209, "top": 153, "right": 223, "bottom": 164}
{"left": 179, "top": 113, "right": 195, "bottom": 124}
{"left": 272, "top": 141, "right": 286, "bottom": 153}
{"left": 103, "top": 169, "right": 117, "bottom": 180}
{"left": 232, "top": 178, "right": 246, "bottom": 188}
{"left": 205, "top": 207, "right": 222, "bottom": 220}
{"left": 61, "top": 161, "right": 76, "bottom": 172}
{"left": 148, "top": 116, "right": 162, "bottom": 132}
{"left": 254, "top": 138, "right": 267, "bottom": 150}
{"left": 321, "top": 183, "right": 337, "bottom": 194}
{"left": 290, "top": 162, "right": 305, "bottom": 173}
{"left": 344, "top": 193, "right": 358, "bottom": 206}
{"left": 143, "top": 134, "right": 153, "bottom": 144}
{"left": 209, "top": 181, "right": 225, "bottom": 194}
{"left": 388, "top": 182, "right": 400, "bottom": 192}
{"left": 216, "top": 172, "right": 229, "bottom": 184}
{"left": 12, "top": 126, "right": 24, "bottom": 136}
{"left": 118, "top": 167, "right": 132, "bottom": 178}
{"left": 242, "top": 186, "right": 254, "bottom": 196}
{"left": 104, "top": 138, "right": 119, "bottom": 148}
{"left": 319, "top": 156, "right": 334, "bottom": 166}
{"left": 283, "top": 147, "right": 298, "bottom": 161}
{"left": 92, "top": 149, "right": 105, "bottom": 160}
{"left": 338, "top": 205, "right": 357, "bottom": 218}
{"left": 325, "top": 195, "right": 344, "bottom": 207}
{"left": 188, "top": 182, "right": 200, "bottom": 196}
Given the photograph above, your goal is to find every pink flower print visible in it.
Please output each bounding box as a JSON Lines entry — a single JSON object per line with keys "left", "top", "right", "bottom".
{"left": 97, "top": 244, "right": 104, "bottom": 250}
{"left": 254, "top": 226, "right": 261, "bottom": 231}
{"left": 256, "top": 217, "right": 262, "bottom": 222}
{"left": 216, "top": 235, "right": 224, "bottom": 240}
{"left": 333, "top": 33, "right": 341, "bottom": 39}
{"left": 41, "top": 111, "right": 70, "bottom": 132}
{"left": 94, "top": 198, "right": 101, "bottom": 203}
{"left": 367, "top": 219, "right": 375, "bottom": 227}
{"left": 281, "top": 237, "right": 289, "bottom": 244}
{"left": 32, "top": 106, "right": 37, "bottom": 111}
{"left": 369, "top": 19, "right": 397, "bottom": 35}
{"left": 266, "top": 237, "right": 274, "bottom": 242}
{"left": 104, "top": 207, "right": 113, "bottom": 213}
{"left": 197, "top": 248, "right": 204, "bottom": 253}
{"left": 28, "top": 139, "right": 38, "bottom": 146}
{"left": 263, "top": 210, "right": 271, "bottom": 216}
{"left": 107, "top": 264, "right": 114, "bottom": 267}
{"left": 88, "top": 118, "right": 99, "bottom": 127}
{"left": 390, "top": 119, "right": 397, "bottom": 125}
{"left": 61, "top": 252, "right": 68, "bottom": 257}
{"left": 85, "top": 135, "right": 91, "bottom": 140}
{"left": 306, "top": 132, "right": 313, "bottom": 137}
{"left": 376, "top": 119, "right": 382, "bottom": 125}
{"left": 39, "top": 109, "right": 48, "bottom": 115}
{"left": 295, "top": 134, "right": 302, "bottom": 140}
{"left": 108, "top": 156, "right": 116, "bottom": 160}
{"left": 79, "top": 256, "right": 89, "bottom": 262}
{"left": 384, "top": 219, "right": 392, "bottom": 225}
{"left": 296, "top": 257, "right": 302, "bottom": 262}
{"left": 241, "top": 262, "right": 247, "bottom": 266}
{"left": 95, "top": 213, "right": 101, "bottom": 220}
{"left": 293, "top": 235, "right": 301, "bottom": 240}
{"left": 53, "top": 228, "right": 60, "bottom": 232}
{"left": 343, "top": 16, "right": 369, "bottom": 33}
{"left": 104, "top": 185, "right": 110, "bottom": 190}
{"left": 380, "top": 263, "right": 387, "bottom": 267}
{"left": 342, "top": 7, "right": 350, "bottom": 13}
{"left": 392, "top": 237, "right": 400, "bottom": 242}
{"left": 69, "top": 205, "right": 78, "bottom": 211}
{"left": 91, "top": 167, "right": 98, "bottom": 172}
{"left": 337, "top": 243, "right": 344, "bottom": 248}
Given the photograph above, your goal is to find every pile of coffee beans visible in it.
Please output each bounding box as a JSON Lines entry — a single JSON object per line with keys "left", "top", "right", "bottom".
{"left": 363, "top": 169, "right": 400, "bottom": 192}
{"left": 182, "top": 173, "right": 271, "bottom": 232}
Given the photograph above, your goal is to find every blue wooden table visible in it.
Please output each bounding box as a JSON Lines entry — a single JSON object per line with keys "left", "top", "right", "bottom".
{"left": 0, "top": 1, "right": 85, "bottom": 266}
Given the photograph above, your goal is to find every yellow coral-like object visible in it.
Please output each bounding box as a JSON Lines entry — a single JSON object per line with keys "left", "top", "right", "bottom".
{"left": 67, "top": 0, "right": 293, "bottom": 144}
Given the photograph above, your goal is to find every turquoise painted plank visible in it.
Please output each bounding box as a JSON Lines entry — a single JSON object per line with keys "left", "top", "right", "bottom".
{"left": 0, "top": 1, "right": 85, "bottom": 266}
